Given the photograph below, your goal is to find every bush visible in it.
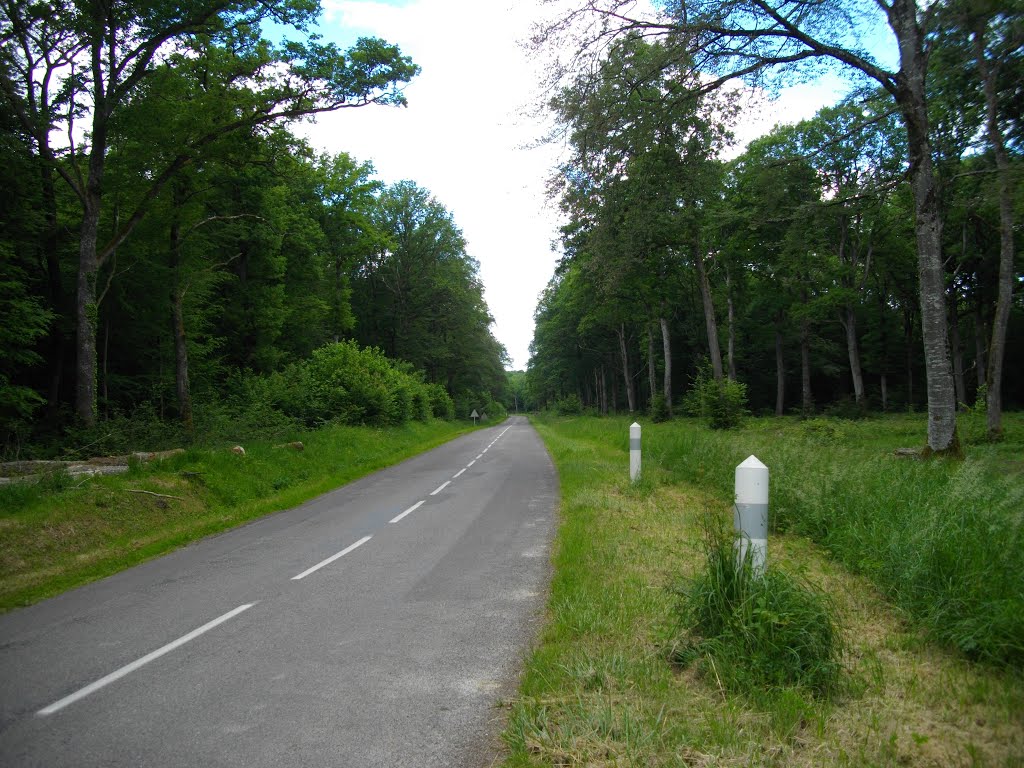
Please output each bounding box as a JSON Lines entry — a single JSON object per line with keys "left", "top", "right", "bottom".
{"left": 683, "top": 365, "right": 748, "bottom": 429}
{"left": 649, "top": 393, "right": 670, "bottom": 423}
{"left": 673, "top": 515, "right": 843, "bottom": 697}
{"left": 230, "top": 341, "right": 439, "bottom": 428}
{"left": 425, "top": 383, "right": 455, "bottom": 420}
{"left": 823, "top": 395, "right": 867, "bottom": 421}
{"left": 555, "top": 393, "right": 584, "bottom": 415}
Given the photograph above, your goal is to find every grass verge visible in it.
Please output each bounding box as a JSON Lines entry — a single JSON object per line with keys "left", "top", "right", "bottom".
{"left": 502, "top": 414, "right": 1024, "bottom": 766}
{"left": 0, "top": 419, "right": 475, "bottom": 612}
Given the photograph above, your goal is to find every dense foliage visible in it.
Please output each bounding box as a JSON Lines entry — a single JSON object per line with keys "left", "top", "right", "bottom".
{"left": 0, "top": 1, "right": 508, "bottom": 455}
{"left": 527, "top": 4, "right": 1022, "bottom": 445}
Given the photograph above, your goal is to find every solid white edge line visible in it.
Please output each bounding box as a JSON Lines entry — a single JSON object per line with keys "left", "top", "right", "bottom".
{"left": 291, "top": 535, "right": 372, "bottom": 581}
{"left": 452, "top": 468, "right": 466, "bottom": 479}
{"left": 430, "top": 480, "right": 451, "bottom": 496}
{"left": 390, "top": 500, "right": 425, "bottom": 524}
{"left": 38, "top": 603, "right": 256, "bottom": 716}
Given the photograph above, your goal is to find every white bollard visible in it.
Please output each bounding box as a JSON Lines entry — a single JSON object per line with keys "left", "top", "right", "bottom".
{"left": 734, "top": 455, "right": 769, "bottom": 576}
{"left": 629, "top": 422, "right": 641, "bottom": 483}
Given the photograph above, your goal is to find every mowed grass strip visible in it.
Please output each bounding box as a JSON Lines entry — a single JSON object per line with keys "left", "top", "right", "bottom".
{"left": 502, "top": 414, "right": 1024, "bottom": 767}
{"left": 0, "top": 419, "right": 475, "bottom": 612}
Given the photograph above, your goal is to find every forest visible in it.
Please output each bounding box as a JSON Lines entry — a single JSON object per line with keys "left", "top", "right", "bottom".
{"left": 0, "top": 1, "right": 510, "bottom": 458}
{"left": 525, "top": 0, "right": 1022, "bottom": 449}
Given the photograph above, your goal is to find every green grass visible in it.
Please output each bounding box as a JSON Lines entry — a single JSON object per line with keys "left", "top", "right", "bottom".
{"left": 501, "top": 413, "right": 1024, "bottom": 767}
{"left": 674, "top": 512, "right": 844, "bottom": 698}
{"left": 647, "top": 413, "right": 1024, "bottom": 665}
{"left": 0, "top": 419, "right": 476, "bottom": 611}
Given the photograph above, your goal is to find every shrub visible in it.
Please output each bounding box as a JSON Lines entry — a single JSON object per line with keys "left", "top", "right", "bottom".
{"left": 823, "top": 395, "right": 867, "bottom": 421}
{"left": 425, "top": 383, "right": 455, "bottom": 420}
{"left": 649, "top": 393, "right": 670, "bottom": 423}
{"left": 555, "top": 393, "right": 584, "bottom": 415}
{"left": 683, "top": 365, "right": 748, "bottom": 429}
{"left": 673, "top": 514, "right": 843, "bottom": 697}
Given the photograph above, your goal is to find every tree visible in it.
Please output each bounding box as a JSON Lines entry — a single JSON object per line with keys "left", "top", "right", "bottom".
{"left": 535, "top": 0, "right": 961, "bottom": 452}
{"left": 958, "top": 0, "right": 1021, "bottom": 439}
{"left": 351, "top": 182, "right": 509, "bottom": 404}
{"left": 548, "top": 33, "right": 736, "bottom": 412}
{"left": 1, "top": 0, "right": 418, "bottom": 425}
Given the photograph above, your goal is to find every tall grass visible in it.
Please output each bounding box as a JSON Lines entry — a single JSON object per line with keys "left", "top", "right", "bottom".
{"left": 503, "top": 413, "right": 1024, "bottom": 766}
{"left": 627, "top": 413, "right": 1024, "bottom": 666}
{"left": 674, "top": 512, "right": 844, "bottom": 697}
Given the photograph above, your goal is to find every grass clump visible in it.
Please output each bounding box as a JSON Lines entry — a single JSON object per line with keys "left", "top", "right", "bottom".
{"left": 673, "top": 514, "right": 843, "bottom": 698}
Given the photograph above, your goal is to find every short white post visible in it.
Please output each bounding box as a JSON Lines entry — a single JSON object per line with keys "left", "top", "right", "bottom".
{"left": 629, "top": 422, "right": 641, "bottom": 483}
{"left": 734, "top": 455, "right": 768, "bottom": 576}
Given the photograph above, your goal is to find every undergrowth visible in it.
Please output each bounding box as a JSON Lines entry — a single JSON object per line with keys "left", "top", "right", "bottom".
{"left": 673, "top": 511, "right": 843, "bottom": 698}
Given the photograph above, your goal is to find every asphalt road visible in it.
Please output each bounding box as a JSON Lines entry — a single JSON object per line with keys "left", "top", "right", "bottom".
{"left": 0, "top": 416, "right": 557, "bottom": 767}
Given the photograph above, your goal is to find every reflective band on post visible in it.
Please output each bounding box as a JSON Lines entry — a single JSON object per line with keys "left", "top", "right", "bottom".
{"left": 733, "top": 502, "right": 768, "bottom": 539}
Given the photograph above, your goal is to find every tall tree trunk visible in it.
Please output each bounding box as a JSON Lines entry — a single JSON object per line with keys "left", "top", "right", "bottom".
{"left": 881, "top": 373, "right": 888, "bottom": 412}
{"left": 695, "top": 247, "right": 723, "bottom": 381}
{"left": 74, "top": 41, "right": 113, "bottom": 427}
{"left": 775, "top": 323, "right": 785, "bottom": 417}
{"left": 800, "top": 315, "right": 813, "bottom": 417}
{"left": 892, "top": 0, "right": 957, "bottom": 451}
{"left": 841, "top": 306, "right": 865, "bottom": 404}
{"left": 39, "top": 157, "right": 66, "bottom": 426}
{"left": 610, "top": 362, "right": 619, "bottom": 414}
{"left": 647, "top": 326, "right": 657, "bottom": 405}
{"left": 600, "top": 366, "right": 608, "bottom": 415}
{"left": 973, "top": 28, "right": 1015, "bottom": 440}
{"left": 726, "top": 268, "right": 736, "bottom": 381}
{"left": 659, "top": 317, "right": 673, "bottom": 417}
{"left": 974, "top": 303, "right": 988, "bottom": 395}
{"left": 75, "top": 196, "right": 101, "bottom": 426}
{"left": 904, "top": 307, "right": 915, "bottom": 410}
{"left": 618, "top": 324, "right": 635, "bottom": 413}
{"left": 948, "top": 287, "right": 965, "bottom": 409}
{"left": 169, "top": 189, "right": 194, "bottom": 434}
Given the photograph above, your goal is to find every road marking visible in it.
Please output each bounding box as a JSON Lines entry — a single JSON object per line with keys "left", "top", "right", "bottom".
{"left": 430, "top": 480, "right": 451, "bottom": 496}
{"left": 467, "top": 460, "right": 476, "bottom": 467}
{"left": 38, "top": 603, "right": 256, "bottom": 716}
{"left": 292, "top": 536, "right": 372, "bottom": 581}
{"left": 452, "top": 468, "right": 467, "bottom": 479}
{"left": 475, "top": 454, "right": 483, "bottom": 460}
{"left": 390, "top": 500, "right": 424, "bottom": 524}
{"left": 482, "top": 448, "right": 488, "bottom": 454}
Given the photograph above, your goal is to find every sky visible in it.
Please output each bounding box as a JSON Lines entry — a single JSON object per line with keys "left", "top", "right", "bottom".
{"left": 295, "top": 0, "right": 853, "bottom": 370}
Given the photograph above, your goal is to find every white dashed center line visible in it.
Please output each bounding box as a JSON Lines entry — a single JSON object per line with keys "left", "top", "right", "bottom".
{"left": 390, "top": 500, "right": 425, "bottom": 524}
{"left": 291, "top": 536, "right": 372, "bottom": 581}
{"left": 38, "top": 603, "right": 256, "bottom": 716}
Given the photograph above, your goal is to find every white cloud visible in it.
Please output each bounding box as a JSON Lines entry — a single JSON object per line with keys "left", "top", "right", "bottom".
{"left": 297, "top": 1, "right": 852, "bottom": 370}
{"left": 298, "top": 0, "right": 563, "bottom": 370}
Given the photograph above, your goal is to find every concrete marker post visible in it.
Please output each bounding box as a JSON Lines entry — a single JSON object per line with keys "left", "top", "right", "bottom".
{"left": 734, "top": 455, "right": 768, "bottom": 576}
{"left": 629, "top": 422, "right": 641, "bottom": 483}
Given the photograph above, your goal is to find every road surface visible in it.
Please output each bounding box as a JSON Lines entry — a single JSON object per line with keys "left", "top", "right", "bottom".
{"left": 0, "top": 416, "right": 557, "bottom": 767}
